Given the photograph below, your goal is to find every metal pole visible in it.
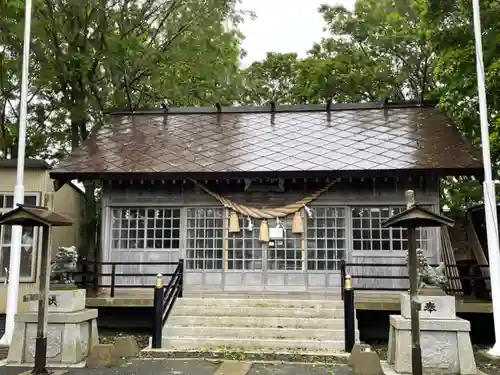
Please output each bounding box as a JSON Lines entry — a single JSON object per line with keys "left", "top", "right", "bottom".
{"left": 0, "top": 0, "right": 32, "bottom": 346}
{"left": 33, "top": 225, "right": 51, "bottom": 375}
{"left": 343, "top": 275, "right": 355, "bottom": 352}
{"left": 471, "top": 0, "right": 500, "bottom": 356}
{"left": 152, "top": 273, "right": 163, "bottom": 349}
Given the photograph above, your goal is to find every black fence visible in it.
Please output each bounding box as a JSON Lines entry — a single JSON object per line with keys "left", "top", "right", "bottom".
{"left": 339, "top": 260, "right": 491, "bottom": 300}
{"left": 74, "top": 259, "right": 179, "bottom": 297}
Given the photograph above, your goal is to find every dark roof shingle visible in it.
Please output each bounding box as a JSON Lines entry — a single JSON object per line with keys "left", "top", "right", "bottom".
{"left": 51, "top": 104, "right": 482, "bottom": 178}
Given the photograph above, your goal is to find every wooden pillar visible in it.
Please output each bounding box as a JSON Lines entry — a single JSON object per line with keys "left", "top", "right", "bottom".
{"left": 33, "top": 224, "right": 51, "bottom": 375}
{"left": 406, "top": 190, "right": 422, "bottom": 375}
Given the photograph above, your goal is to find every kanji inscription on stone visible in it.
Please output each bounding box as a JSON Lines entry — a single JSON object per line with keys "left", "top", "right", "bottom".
{"left": 423, "top": 301, "right": 437, "bottom": 313}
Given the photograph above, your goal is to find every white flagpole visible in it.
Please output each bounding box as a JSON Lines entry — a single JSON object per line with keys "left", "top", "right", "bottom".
{"left": 471, "top": 0, "right": 500, "bottom": 356}
{"left": 0, "top": 0, "right": 32, "bottom": 345}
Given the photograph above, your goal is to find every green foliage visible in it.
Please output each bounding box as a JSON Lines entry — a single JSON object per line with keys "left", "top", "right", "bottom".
{"left": 240, "top": 0, "right": 439, "bottom": 105}
{"left": 2, "top": 0, "right": 499, "bottom": 215}
{"left": 427, "top": 0, "right": 500, "bottom": 209}
{"left": 239, "top": 0, "right": 499, "bottom": 211}
{"left": 0, "top": 0, "right": 245, "bottom": 157}
{"left": 0, "top": 0, "right": 246, "bottom": 256}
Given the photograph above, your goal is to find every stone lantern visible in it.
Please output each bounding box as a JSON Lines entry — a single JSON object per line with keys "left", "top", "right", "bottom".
{"left": 382, "top": 190, "right": 476, "bottom": 375}
{"left": 0, "top": 204, "right": 97, "bottom": 374}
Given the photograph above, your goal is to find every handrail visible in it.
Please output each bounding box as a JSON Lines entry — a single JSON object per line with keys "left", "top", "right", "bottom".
{"left": 76, "top": 259, "right": 179, "bottom": 297}
{"left": 340, "top": 261, "right": 491, "bottom": 296}
{"left": 152, "top": 259, "right": 184, "bottom": 349}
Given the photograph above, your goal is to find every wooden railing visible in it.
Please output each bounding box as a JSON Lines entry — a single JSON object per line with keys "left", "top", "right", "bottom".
{"left": 339, "top": 260, "right": 491, "bottom": 300}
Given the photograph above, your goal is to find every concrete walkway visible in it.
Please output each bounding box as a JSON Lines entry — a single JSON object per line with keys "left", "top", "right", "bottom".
{"left": 1, "top": 359, "right": 349, "bottom": 375}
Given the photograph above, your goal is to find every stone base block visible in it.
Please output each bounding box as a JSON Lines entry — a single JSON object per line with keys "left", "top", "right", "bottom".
{"left": 387, "top": 315, "right": 476, "bottom": 375}
{"left": 7, "top": 308, "right": 98, "bottom": 367}
{"left": 353, "top": 350, "right": 383, "bottom": 375}
{"left": 28, "top": 289, "right": 86, "bottom": 313}
{"left": 400, "top": 292, "right": 456, "bottom": 320}
{"left": 349, "top": 343, "right": 371, "bottom": 367}
{"left": 86, "top": 344, "right": 117, "bottom": 369}
{"left": 113, "top": 336, "right": 140, "bottom": 358}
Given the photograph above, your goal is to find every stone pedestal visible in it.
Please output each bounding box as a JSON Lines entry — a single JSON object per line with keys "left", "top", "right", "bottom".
{"left": 387, "top": 292, "right": 476, "bottom": 375}
{"left": 7, "top": 289, "right": 98, "bottom": 367}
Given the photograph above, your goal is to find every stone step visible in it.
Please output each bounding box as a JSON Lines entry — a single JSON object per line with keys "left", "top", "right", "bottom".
{"left": 171, "top": 306, "right": 344, "bottom": 318}
{"left": 0, "top": 344, "right": 8, "bottom": 360}
{"left": 166, "top": 315, "right": 349, "bottom": 329}
{"left": 176, "top": 297, "right": 344, "bottom": 309}
{"left": 163, "top": 326, "right": 358, "bottom": 341}
{"left": 161, "top": 336, "right": 345, "bottom": 351}
{"left": 183, "top": 292, "right": 342, "bottom": 300}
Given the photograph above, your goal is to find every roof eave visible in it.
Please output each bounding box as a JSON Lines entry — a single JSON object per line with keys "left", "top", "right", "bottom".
{"left": 50, "top": 167, "right": 484, "bottom": 182}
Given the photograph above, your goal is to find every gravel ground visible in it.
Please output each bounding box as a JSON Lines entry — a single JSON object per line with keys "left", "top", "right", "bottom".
{"left": 2, "top": 328, "right": 499, "bottom": 374}
{"left": 248, "top": 363, "right": 349, "bottom": 375}
{"left": 66, "top": 359, "right": 222, "bottom": 375}
{"left": 65, "top": 360, "right": 348, "bottom": 375}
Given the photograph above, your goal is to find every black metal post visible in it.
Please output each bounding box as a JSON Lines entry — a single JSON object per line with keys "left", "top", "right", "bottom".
{"left": 343, "top": 274, "right": 355, "bottom": 353}
{"left": 110, "top": 264, "right": 116, "bottom": 298}
{"left": 178, "top": 259, "right": 184, "bottom": 298}
{"left": 340, "top": 260, "right": 346, "bottom": 301}
{"left": 81, "top": 258, "right": 88, "bottom": 288}
{"left": 92, "top": 261, "right": 98, "bottom": 293}
{"left": 152, "top": 273, "right": 164, "bottom": 349}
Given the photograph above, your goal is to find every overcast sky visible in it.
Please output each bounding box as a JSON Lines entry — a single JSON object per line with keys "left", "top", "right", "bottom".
{"left": 238, "top": 0, "right": 355, "bottom": 66}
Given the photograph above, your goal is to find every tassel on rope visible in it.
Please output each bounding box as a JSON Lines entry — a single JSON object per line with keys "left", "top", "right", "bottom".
{"left": 259, "top": 219, "right": 269, "bottom": 242}
{"left": 229, "top": 210, "right": 240, "bottom": 233}
{"left": 247, "top": 217, "right": 254, "bottom": 231}
{"left": 292, "top": 210, "right": 304, "bottom": 234}
{"left": 304, "top": 204, "right": 313, "bottom": 219}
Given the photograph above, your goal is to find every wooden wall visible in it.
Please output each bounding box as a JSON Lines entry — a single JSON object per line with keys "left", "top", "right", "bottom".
{"left": 99, "top": 175, "right": 440, "bottom": 291}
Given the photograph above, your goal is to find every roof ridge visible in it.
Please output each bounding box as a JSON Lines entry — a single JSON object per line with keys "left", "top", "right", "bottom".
{"left": 103, "top": 100, "right": 439, "bottom": 116}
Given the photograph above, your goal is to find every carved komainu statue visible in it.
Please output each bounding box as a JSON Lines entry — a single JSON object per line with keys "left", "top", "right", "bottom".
{"left": 406, "top": 248, "right": 447, "bottom": 292}
{"left": 50, "top": 246, "right": 78, "bottom": 285}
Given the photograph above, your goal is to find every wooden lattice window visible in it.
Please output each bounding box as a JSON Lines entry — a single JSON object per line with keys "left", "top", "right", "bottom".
{"left": 267, "top": 216, "right": 303, "bottom": 271}
{"left": 110, "top": 208, "right": 181, "bottom": 250}
{"left": 227, "top": 214, "right": 263, "bottom": 270}
{"left": 186, "top": 208, "right": 224, "bottom": 270}
{"left": 351, "top": 207, "right": 429, "bottom": 252}
{"left": 306, "top": 207, "right": 346, "bottom": 271}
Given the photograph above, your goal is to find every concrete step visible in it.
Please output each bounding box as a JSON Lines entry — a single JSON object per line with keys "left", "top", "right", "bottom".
{"left": 163, "top": 326, "right": 358, "bottom": 341}
{"left": 161, "top": 336, "right": 345, "bottom": 351}
{"left": 171, "top": 306, "right": 344, "bottom": 318}
{"left": 0, "top": 344, "right": 8, "bottom": 360}
{"left": 183, "top": 292, "right": 342, "bottom": 300}
{"left": 166, "top": 315, "right": 349, "bottom": 329}
{"left": 176, "top": 297, "right": 343, "bottom": 309}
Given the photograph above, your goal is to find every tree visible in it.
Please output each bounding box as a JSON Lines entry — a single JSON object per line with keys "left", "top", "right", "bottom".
{"left": 428, "top": 0, "right": 500, "bottom": 210}
{"left": 313, "top": 0, "right": 437, "bottom": 102}
{"left": 239, "top": 52, "right": 301, "bottom": 105}
{"left": 240, "top": 0, "right": 438, "bottom": 106}
{"left": 31, "top": 0, "right": 244, "bottom": 152}
{"left": 0, "top": 0, "right": 246, "bottom": 259}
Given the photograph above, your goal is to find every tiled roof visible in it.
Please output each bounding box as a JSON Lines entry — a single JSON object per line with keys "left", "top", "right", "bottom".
{"left": 51, "top": 103, "right": 482, "bottom": 178}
